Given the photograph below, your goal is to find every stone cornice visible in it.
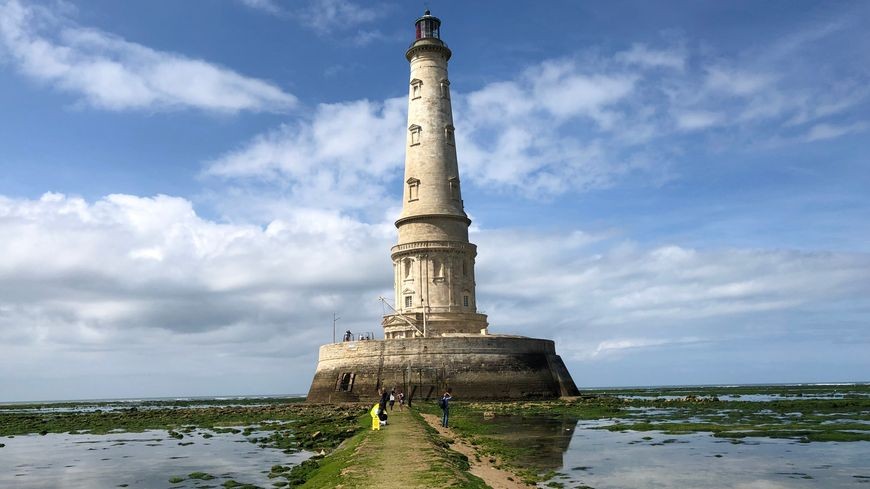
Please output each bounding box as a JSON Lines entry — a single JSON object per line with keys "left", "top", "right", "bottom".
{"left": 391, "top": 240, "right": 477, "bottom": 259}
{"left": 395, "top": 213, "right": 471, "bottom": 228}
{"left": 406, "top": 39, "right": 452, "bottom": 62}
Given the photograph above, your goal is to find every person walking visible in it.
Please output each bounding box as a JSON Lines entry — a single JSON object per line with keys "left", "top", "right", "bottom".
{"left": 397, "top": 391, "right": 405, "bottom": 410}
{"left": 439, "top": 388, "right": 453, "bottom": 428}
{"left": 379, "top": 388, "right": 389, "bottom": 413}
{"left": 389, "top": 389, "right": 396, "bottom": 411}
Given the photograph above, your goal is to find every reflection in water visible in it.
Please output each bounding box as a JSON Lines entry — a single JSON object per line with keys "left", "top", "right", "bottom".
{"left": 552, "top": 429, "right": 870, "bottom": 489}
{"left": 479, "top": 415, "right": 870, "bottom": 488}
{"left": 0, "top": 429, "right": 310, "bottom": 489}
{"left": 480, "top": 415, "right": 579, "bottom": 469}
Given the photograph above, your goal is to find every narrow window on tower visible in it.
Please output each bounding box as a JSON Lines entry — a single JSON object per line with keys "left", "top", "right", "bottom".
{"left": 463, "top": 295, "right": 469, "bottom": 307}
{"left": 410, "top": 79, "right": 423, "bottom": 100}
{"left": 462, "top": 260, "right": 468, "bottom": 277}
{"left": 433, "top": 257, "right": 445, "bottom": 283}
{"left": 409, "top": 124, "right": 421, "bottom": 146}
{"left": 405, "top": 295, "right": 413, "bottom": 308}
{"left": 407, "top": 177, "right": 420, "bottom": 202}
{"left": 448, "top": 177, "right": 461, "bottom": 201}
{"left": 445, "top": 125, "right": 455, "bottom": 146}
{"left": 440, "top": 79, "right": 450, "bottom": 99}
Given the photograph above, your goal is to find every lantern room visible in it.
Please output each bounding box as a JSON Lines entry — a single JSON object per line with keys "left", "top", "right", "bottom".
{"left": 415, "top": 10, "right": 441, "bottom": 40}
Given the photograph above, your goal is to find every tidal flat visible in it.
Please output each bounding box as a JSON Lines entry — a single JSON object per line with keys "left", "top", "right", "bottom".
{"left": 0, "top": 397, "right": 362, "bottom": 489}
{"left": 421, "top": 383, "right": 870, "bottom": 488}
{"left": 2, "top": 385, "right": 868, "bottom": 488}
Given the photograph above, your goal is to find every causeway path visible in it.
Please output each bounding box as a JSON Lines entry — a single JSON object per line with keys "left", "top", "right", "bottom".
{"left": 338, "top": 407, "right": 436, "bottom": 487}
{"left": 301, "top": 406, "right": 523, "bottom": 488}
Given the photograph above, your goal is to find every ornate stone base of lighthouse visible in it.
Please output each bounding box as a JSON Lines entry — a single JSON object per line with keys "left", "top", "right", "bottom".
{"left": 306, "top": 335, "right": 579, "bottom": 403}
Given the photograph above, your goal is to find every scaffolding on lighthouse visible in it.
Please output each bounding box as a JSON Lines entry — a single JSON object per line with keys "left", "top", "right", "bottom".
{"left": 378, "top": 296, "right": 426, "bottom": 337}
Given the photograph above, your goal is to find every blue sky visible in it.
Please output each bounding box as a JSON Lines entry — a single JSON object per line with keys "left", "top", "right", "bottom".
{"left": 0, "top": 0, "right": 868, "bottom": 401}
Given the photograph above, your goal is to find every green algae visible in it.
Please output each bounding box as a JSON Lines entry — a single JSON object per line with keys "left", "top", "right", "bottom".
{"left": 583, "top": 383, "right": 870, "bottom": 399}
{"left": 188, "top": 471, "right": 215, "bottom": 480}
{"left": 414, "top": 385, "right": 870, "bottom": 484}
{"left": 0, "top": 399, "right": 361, "bottom": 489}
{"left": 0, "top": 401, "right": 361, "bottom": 454}
{"left": 409, "top": 409, "right": 490, "bottom": 488}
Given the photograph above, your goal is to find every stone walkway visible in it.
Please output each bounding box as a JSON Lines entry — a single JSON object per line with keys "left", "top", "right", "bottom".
{"left": 338, "top": 406, "right": 438, "bottom": 488}
{"left": 305, "top": 405, "right": 519, "bottom": 488}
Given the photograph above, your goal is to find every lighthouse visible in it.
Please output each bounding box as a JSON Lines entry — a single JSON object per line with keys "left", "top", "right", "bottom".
{"left": 382, "top": 11, "right": 488, "bottom": 339}
{"left": 306, "top": 11, "right": 579, "bottom": 403}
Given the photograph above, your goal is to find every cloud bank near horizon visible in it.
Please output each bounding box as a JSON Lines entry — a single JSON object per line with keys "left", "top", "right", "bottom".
{"left": 1, "top": 192, "right": 867, "bottom": 400}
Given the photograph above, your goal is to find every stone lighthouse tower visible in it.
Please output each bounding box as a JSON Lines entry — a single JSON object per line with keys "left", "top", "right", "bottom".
{"left": 382, "top": 10, "right": 488, "bottom": 339}
{"left": 305, "top": 11, "right": 579, "bottom": 403}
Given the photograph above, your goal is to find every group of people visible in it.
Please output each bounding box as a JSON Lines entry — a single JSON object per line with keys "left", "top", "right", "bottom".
{"left": 370, "top": 387, "right": 405, "bottom": 430}
{"left": 343, "top": 329, "right": 376, "bottom": 342}
{"left": 369, "top": 386, "right": 453, "bottom": 430}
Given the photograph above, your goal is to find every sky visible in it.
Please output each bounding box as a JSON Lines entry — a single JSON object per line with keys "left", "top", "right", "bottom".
{"left": 0, "top": 0, "right": 868, "bottom": 402}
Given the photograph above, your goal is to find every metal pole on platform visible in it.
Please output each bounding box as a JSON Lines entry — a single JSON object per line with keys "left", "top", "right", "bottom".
{"left": 332, "top": 312, "right": 340, "bottom": 343}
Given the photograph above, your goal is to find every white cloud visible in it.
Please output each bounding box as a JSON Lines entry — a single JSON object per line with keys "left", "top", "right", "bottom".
{"left": 0, "top": 0, "right": 296, "bottom": 112}
{"left": 300, "top": 0, "right": 380, "bottom": 33}
{"left": 201, "top": 56, "right": 654, "bottom": 202}
{"left": 675, "top": 110, "right": 723, "bottom": 130}
{"left": 590, "top": 336, "right": 705, "bottom": 357}
{"left": 616, "top": 43, "right": 685, "bottom": 70}
{"left": 238, "top": 0, "right": 280, "bottom": 14}
{"left": 1, "top": 193, "right": 868, "bottom": 397}
{"left": 237, "top": 0, "right": 382, "bottom": 37}
{"left": 197, "top": 18, "right": 869, "bottom": 201}
{"left": 204, "top": 97, "right": 407, "bottom": 211}
{"left": 705, "top": 67, "right": 775, "bottom": 96}
{"left": 0, "top": 192, "right": 392, "bottom": 343}
{"left": 530, "top": 60, "right": 636, "bottom": 120}
{"left": 473, "top": 229, "right": 870, "bottom": 360}
{"left": 803, "top": 121, "right": 868, "bottom": 142}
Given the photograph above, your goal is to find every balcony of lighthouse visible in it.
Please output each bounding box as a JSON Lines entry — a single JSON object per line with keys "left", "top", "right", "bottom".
{"left": 390, "top": 239, "right": 476, "bottom": 257}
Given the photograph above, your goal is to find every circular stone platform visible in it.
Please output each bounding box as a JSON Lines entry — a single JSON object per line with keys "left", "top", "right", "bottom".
{"left": 306, "top": 335, "right": 578, "bottom": 403}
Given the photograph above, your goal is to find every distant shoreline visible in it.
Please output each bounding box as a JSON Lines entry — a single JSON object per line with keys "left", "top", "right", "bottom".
{"left": 0, "top": 393, "right": 307, "bottom": 406}
{"left": 2, "top": 381, "right": 867, "bottom": 405}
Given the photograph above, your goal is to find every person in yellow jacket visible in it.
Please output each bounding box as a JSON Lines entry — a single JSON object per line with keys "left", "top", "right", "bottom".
{"left": 370, "top": 402, "right": 381, "bottom": 430}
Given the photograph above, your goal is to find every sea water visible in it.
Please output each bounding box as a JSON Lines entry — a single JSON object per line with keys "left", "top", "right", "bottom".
{"left": 0, "top": 428, "right": 310, "bottom": 489}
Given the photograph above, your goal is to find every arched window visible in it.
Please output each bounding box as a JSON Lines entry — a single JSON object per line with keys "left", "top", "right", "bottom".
{"left": 440, "top": 79, "right": 450, "bottom": 99}
{"left": 445, "top": 125, "right": 455, "bottom": 146}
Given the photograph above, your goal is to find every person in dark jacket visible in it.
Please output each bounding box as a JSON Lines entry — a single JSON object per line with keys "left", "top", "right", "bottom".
{"left": 379, "top": 388, "right": 389, "bottom": 412}
{"left": 440, "top": 388, "right": 453, "bottom": 427}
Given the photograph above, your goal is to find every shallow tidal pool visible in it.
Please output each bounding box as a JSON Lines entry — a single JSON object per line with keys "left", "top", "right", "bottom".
{"left": 0, "top": 429, "right": 310, "bottom": 488}
{"left": 466, "top": 414, "right": 870, "bottom": 488}
{"left": 545, "top": 424, "right": 870, "bottom": 488}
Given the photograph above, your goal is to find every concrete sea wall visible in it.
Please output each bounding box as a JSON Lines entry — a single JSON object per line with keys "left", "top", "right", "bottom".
{"left": 306, "top": 335, "right": 579, "bottom": 403}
